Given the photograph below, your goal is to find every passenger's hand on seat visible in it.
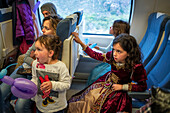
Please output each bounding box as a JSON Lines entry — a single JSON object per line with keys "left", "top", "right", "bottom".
{"left": 72, "top": 32, "right": 81, "bottom": 43}
{"left": 72, "top": 32, "right": 87, "bottom": 50}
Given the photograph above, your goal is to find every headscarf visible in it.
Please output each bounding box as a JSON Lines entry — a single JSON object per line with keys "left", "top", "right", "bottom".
{"left": 40, "top": 2, "right": 63, "bottom": 20}
{"left": 41, "top": 3, "right": 57, "bottom": 15}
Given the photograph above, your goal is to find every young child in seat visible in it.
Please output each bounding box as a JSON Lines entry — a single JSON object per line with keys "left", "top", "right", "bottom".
{"left": 67, "top": 32, "right": 147, "bottom": 113}
{"left": 87, "top": 20, "right": 130, "bottom": 85}
{"left": 31, "top": 35, "right": 71, "bottom": 113}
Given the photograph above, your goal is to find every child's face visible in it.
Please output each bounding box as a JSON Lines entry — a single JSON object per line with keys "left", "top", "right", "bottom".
{"left": 109, "top": 26, "right": 114, "bottom": 35}
{"left": 34, "top": 40, "right": 51, "bottom": 64}
{"left": 42, "top": 20, "right": 55, "bottom": 35}
{"left": 112, "top": 43, "right": 128, "bottom": 63}
{"left": 109, "top": 26, "right": 118, "bottom": 37}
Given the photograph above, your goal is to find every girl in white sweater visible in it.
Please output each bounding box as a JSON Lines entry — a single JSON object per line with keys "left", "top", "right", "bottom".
{"left": 31, "top": 35, "right": 71, "bottom": 113}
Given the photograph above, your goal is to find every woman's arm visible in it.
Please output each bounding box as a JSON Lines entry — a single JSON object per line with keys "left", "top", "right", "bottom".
{"left": 24, "top": 43, "right": 36, "bottom": 66}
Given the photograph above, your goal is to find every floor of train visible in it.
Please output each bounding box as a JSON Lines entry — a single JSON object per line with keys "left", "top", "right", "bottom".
{"left": 66, "top": 78, "right": 139, "bottom": 113}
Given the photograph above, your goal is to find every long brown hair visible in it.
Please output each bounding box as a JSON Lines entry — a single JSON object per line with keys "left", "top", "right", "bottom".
{"left": 112, "top": 20, "right": 130, "bottom": 37}
{"left": 110, "top": 33, "right": 143, "bottom": 70}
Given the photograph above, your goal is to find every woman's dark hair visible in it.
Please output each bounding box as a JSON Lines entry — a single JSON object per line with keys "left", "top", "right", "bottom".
{"left": 110, "top": 33, "right": 143, "bottom": 70}
{"left": 36, "top": 35, "right": 61, "bottom": 60}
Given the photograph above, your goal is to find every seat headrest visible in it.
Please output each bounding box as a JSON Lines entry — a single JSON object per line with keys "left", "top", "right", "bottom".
{"left": 74, "top": 10, "right": 83, "bottom": 25}
{"left": 148, "top": 12, "right": 170, "bottom": 33}
{"left": 56, "top": 14, "right": 78, "bottom": 42}
{"left": 155, "top": 12, "right": 165, "bottom": 19}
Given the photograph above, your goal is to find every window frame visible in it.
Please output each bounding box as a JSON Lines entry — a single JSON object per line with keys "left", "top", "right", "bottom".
{"left": 36, "top": 0, "right": 133, "bottom": 36}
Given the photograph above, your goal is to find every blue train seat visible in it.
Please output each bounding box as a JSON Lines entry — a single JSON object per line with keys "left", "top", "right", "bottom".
{"left": 56, "top": 12, "right": 83, "bottom": 77}
{"left": 74, "top": 10, "right": 83, "bottom": 25}
{"left": 73, "top": 10, "right": 84, "bottom": 41}
{"left": 129, "top": 18, "right": 170, "bottom": 108}
{"left": 139, "top": 12, "right": 170, "bottom": 66}
{"left": 56, "top": 14, "right": 78, "bottom": 43}
{"left": 56, "top": 13, "right": 78, "bottom": 61}
{"left": 145, "top": 20, "right": 170, "bottom": 89}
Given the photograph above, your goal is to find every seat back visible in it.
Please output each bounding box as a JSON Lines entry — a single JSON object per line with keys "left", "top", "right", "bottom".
{"left": 56, "top": 14, "right": 78, "bottom": 43}
{"left": 139, "top": 12, "right": 170, "bottom": 66}
{"left": 56, "top": 13, "right": 82, "bottom": 77}
{"left": 74, "top": 10, "right": 84, "bottom": 41}
{"left": 74, "top": 10, "right": 83, "bottom": 25}
{"left": 62, "top": 31, "right": 80, "bottom": 77}
{"left": 145, "top": 20, "right": 170, "bottom": 89}
{"left": 56, "top": 13, "right": 78, "bottom": 60}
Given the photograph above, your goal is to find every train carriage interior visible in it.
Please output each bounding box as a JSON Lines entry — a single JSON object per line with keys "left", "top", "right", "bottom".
{"left": 0, "top": 0, "right": 170, "bottom": 113}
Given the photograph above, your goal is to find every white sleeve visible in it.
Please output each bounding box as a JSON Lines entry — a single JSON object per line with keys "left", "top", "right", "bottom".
{"left": 51, "top": 63, "right": 71, "bottom": 91}
{"left": 99, "top": 40, "right": 113, "bottom": 53}
{"left": 24, "top": 43, "right": 35, "bottom": 66}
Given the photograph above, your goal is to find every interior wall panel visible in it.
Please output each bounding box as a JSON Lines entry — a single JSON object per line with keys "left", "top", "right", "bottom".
{"left": 130, "top": 0, "right": 170, "bottom": 43}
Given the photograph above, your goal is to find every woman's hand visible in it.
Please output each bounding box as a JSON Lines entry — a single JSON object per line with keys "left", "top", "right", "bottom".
{"left": 30, "top": 50, "right": 36, "bottom": 59}
{"left": 40, "top": 81, "right": 52, "bottom": 93}
{"left": 112, "top": 84, "right": 123, "bottom": 91}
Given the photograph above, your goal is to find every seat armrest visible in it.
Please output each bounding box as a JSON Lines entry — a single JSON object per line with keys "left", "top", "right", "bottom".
{"left": 128, "top": 90, "right": 151, "bottom": 100}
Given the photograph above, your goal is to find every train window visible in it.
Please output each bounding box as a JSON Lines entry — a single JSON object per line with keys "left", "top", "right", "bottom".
{"left": 38, "top": 0, "right": 132, "bottom": 34}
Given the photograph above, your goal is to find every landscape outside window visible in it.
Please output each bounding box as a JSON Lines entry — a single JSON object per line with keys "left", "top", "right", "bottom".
{"left": 39, "top": 0, "right": 131, "bottom": 34}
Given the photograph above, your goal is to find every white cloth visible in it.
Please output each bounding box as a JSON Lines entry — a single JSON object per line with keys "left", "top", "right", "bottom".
{"left": 31, "top": 60, "right": 71, "bottom": 112}
{"left": 99, "top": 36, "right": 114, "bottom": 53}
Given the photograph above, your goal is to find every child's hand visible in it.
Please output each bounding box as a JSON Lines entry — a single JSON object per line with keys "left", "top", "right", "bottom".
{"left": 112, "top": 84, "right": 123, "bottom": 91}
{"left": 72, "top": 32, "right": 87, "bottom": 50}
{"left": 40, "top": 81, "right": 52, "bottom": 93}
{"left": 94, "top": 46, "right": 99, "bottom": 50}
{"left": 88, "top": 43, "right": 92, "bottom": 46}
{"left": 89, "top": 43, "right": 99, "bottom": 50}
{"left": 72, "top": 32, "right": 81, "bottom": 43}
